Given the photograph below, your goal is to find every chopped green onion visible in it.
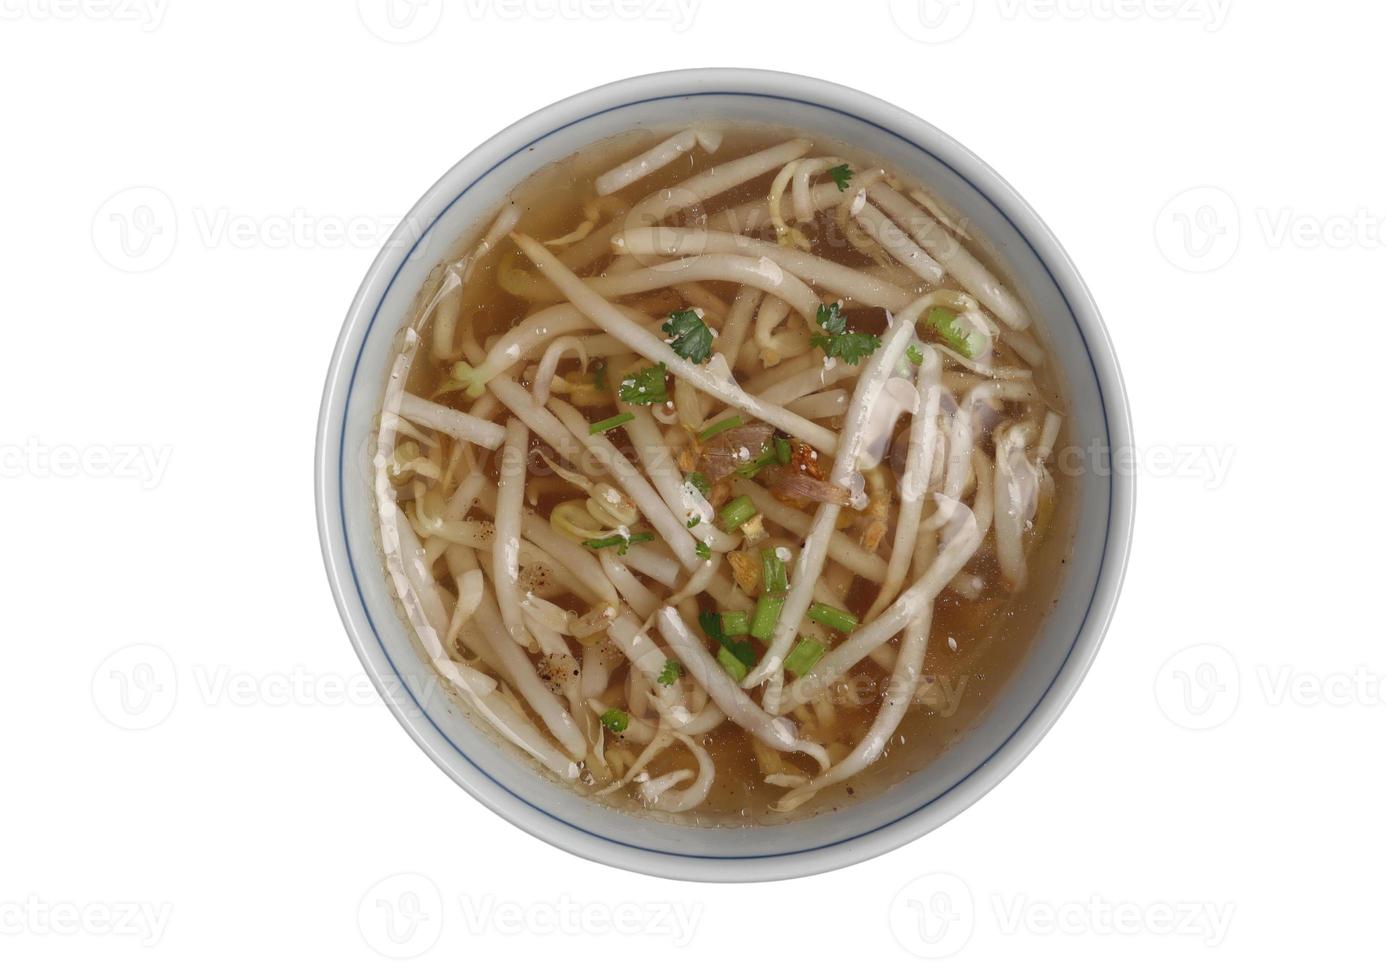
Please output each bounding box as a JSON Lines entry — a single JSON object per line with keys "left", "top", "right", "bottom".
{"left": 750, "top": 592, "right": 785, "bottom": 641}
{"left": 687, "top": 472, "right": 711, "bottom": 498}
{"left": 695, "top": 540, "right": 711, "bottom": 560}
{"left": 589, "top": 411, "right": 634, "bottom": 435}
{"left": 599, "top": 708, "right": 629, "bottom": 733}
{"left": 687, "top": 515, "right": 701, "bottom": 528}
{"left": 761, "top": 548, "right": 789, "bottom": 594}
{"left": 737, "top": 436, "right": 792, "bottom": 479}
{"left": 807, "top": 601, "right": 858, "bottom": 634}
{"left": 592, "top": 359, "right": 609, "bottom": 391}
{"left": 906, "top": 345, "right": 923, "bottom": 365}
{"left": 716, "top": 646, "right": 749, "bottom": 682}
{"left": 719, "top": 495, "right": 757, "bottom": 532}
{"left": 720, "top": 611, "right": 750, "bottom": 636}
{"left": 657, "top": 660, "right": 683, "bottom": 686}
{"left": 735, "top": 447, "right": 777, "bottom": 478}
{"left": 699, "top": 610, "right": 755, "bottom": 666}
{"left": 583, "top": 531, "right": 654, "bottom": 555}
{"left": 784, "top": 637, "right": 826, "bottom": 677}
{"left": 698, "top": 415, "right": 743, "bottom": 442}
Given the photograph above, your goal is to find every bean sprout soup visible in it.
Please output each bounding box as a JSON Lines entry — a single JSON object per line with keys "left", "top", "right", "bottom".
{"left": 374, "top": 124, "right": 1074, "bottom": 825}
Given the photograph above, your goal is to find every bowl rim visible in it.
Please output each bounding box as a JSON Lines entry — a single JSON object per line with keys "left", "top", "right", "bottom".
{"left": 315, "top": 67, "right": 1135, "bottom": 882}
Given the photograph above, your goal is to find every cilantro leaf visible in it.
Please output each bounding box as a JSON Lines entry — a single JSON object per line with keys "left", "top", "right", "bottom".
{"left": 657, "top": 660, "right": 684, "bottom": 686}
{"left": 827, "top": 163, "right": 854, "bottom": 191}
{"left": 599, "top": 708, "right": 629, "bottom": 733}
{"left": 810, "top": 331, "right": 881, "bottom": 365}
{"left": 617, "top": 363, "right": 667, "bottom": 405}
{"left": 926, "top": 307, "right": 975, "bottom": 357}
{"left": 661, "top": 308, "right": 714, "bottom": 364}
{"left": 810, "top": 302, "right": 881, "bottom": 365}
{"left": 815, "top": 301, "right": 849, "bottom": 335}
{"left": 698, "top": 609, "right": 756, "bottom": 668}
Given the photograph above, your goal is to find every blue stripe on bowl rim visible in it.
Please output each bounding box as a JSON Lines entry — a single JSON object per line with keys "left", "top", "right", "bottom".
{"left": 334, "top": 90, "right": 1113, "bottom": 863}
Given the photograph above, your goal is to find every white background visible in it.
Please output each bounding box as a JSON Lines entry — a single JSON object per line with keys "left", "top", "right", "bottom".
{"left": 2, "top": 0, "right": 1380, "bottom": 974}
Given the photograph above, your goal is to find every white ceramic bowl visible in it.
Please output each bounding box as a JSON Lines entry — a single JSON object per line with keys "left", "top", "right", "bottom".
{"left": 315, "top": 68, "right": 1134, "bottom": 882}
